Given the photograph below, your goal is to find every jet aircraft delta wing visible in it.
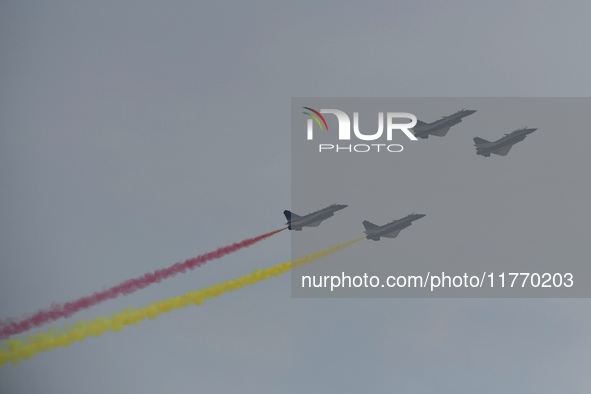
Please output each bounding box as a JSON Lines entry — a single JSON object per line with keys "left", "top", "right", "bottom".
{"left": 411, "top": 109, "right": 477, "bottom": 139}
{"left": 474, "top": 127, "right": 537, "bottom": 157}
{"left": 362, "top": 213, "right": 426, "bottom": 241}
{"left": 284, "top": 204, "right": 348, "bottom": 231}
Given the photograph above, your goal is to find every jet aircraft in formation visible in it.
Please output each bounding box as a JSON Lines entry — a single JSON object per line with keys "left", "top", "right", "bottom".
{"left": 283, "top": 204, "right": 348, "bottom": 231}
{"left": 362, "top": 213, "right": 426, "bottom": 241}
{"left": 411, "top": 109, "right": 537, "bottom": 156}
{"left": 283, "top": 206, "right": 425, "bottom": 242}
{"left": 411, "top": 109, "right": 477, "bottom": 139}
{"left": 284, "top": 111, "right": 537, "bottom": 240}
{"left": 473, "top": 127, "right": 537, "bottom": 157}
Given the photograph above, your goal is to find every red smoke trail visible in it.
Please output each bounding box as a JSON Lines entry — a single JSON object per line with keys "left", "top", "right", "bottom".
{"left": 0, "top": 228, "right": 285, "bottom": 339}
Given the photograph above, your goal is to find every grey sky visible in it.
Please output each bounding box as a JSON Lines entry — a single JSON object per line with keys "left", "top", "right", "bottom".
{"left": 1, "top": 1, "right": 591, "bottom": 393}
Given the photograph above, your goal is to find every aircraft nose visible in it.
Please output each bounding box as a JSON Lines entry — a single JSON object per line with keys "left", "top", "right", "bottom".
{"left": 338, "top": 204, "right": 348, "bottom": 210}
{"left": 416, "top": 214, "right": 426, "bottom": 219}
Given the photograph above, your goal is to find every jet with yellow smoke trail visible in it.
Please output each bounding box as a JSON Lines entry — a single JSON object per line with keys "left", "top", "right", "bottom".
{"left": 363, "top": 213, "right": 426, "bottom": 241}
{"left": 0, "top": 237, "right": 363, "bottom": 367}
{"left": 0, "top": 228, "right": 285, "bottom": 339}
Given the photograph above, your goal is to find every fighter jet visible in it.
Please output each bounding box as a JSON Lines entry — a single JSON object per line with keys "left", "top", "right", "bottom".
{"left": 473, "top": 127, "right": 537, "bottom": 157}
{"left": 362, "top": 213, "right": 426, "bottom": 241}
{"left": 284, "top": 204, "right": 348, "bottom": 230}
{"left": 411, "top": 109, "right": 477, "bottom": 139}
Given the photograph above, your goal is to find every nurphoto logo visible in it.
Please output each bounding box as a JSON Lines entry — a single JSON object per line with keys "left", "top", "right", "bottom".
{"left": 302, "top": 107, "right": 418, "bottom": 153}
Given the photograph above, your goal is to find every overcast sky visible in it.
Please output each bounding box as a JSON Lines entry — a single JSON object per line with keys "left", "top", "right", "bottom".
{"left": 1, "top": 1, "right": 591, "bottom": 393}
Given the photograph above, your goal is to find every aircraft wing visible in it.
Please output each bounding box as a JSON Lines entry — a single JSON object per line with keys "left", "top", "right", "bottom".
{"left": 306, "top": 219, "right": 326, "bottom": 227}
{"left": 381, "top": 229, "right": 402, "bottom": 238}
{"left": 431, "top": 126, "right": 451, "bottom": 137}
{"left": 492, "top": 144, "right": 513, "bottom": 156}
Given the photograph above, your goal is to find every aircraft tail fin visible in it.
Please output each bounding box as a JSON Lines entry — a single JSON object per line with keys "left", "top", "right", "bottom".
{"left": 283, "top": 210, "right": 301, "bottom": 221}
{"left": 473, "top": 137, "right": 490, "bottom": 146}
{"left": 362, "top": 220, "right": 379, "bottom": 231}
{"left": 412, "top": 120, "right": 428, "bottom": 138}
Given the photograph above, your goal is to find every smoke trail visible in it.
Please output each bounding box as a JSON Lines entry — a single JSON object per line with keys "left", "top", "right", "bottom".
{"left": 0, "top": 237, "right": 362, "bottom": 366}
{"left": 0, "top": 228, "right": 285, "bottom": 339}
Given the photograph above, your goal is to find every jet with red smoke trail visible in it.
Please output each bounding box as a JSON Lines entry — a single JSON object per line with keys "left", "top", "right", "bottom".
{"left": 284, "top": 204, "right": 348, "bottom": 230}
{"left": 0, "top": 228, "right": 284, "bottom": 339}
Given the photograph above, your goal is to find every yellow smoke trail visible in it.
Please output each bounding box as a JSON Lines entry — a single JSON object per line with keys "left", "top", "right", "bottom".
{"left": 0, "top": 237, "right": 363, "bottom": 366}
